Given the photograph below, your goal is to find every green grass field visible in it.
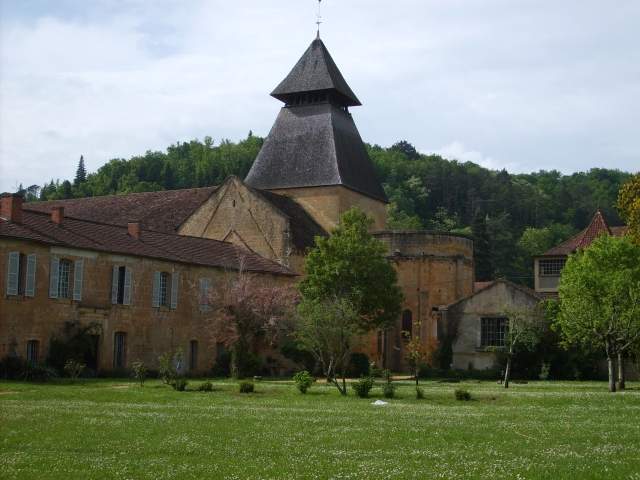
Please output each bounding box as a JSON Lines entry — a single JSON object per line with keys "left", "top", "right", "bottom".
{"left": 1, "top": 379, "right": 639, "bottom": 479}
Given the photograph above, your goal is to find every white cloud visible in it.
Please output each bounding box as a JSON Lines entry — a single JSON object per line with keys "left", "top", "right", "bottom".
{"left": 1, "top": 0, "right": 639, "bottom": 192}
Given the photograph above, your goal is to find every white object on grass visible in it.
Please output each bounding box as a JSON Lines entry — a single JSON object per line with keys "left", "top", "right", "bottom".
{"left": 372, "top": 400, "right": 388, "bottom": 406}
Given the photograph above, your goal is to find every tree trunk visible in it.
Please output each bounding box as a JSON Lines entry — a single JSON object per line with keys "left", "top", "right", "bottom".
{"left": 607, "top": 355, "right": 617, "bottom": 393}
{"left": 503, "top": 356, "right": 511, "bottom": 389}
{"left": 617, "top": 352, "right": 626, "bottom": 391}
{"left": 230, "top": 347, "right": 239, "bottom": 379}
{"left": 341, "top": 374, "right": 347, "bottom": 396}
{"left": 415, "top": 366, "right": 419, "bottom": 387}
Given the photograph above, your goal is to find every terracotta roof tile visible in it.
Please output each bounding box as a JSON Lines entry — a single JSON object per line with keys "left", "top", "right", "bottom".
{"left": 24, "top": 187, "right": 217, "bottom": 233}
{"left": 541, "top": 210, "right": 627, "bottom": 257}
{"left": 0, "top": 210, "right": 293, "bottom": 276}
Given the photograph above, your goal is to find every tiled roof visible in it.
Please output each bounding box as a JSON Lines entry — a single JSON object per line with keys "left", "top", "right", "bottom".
{"left": 442, "top": 279, "right": 542, "bottom": 310}
{"left": 541, "top": 210, "right": 628, "bottom": 257}
{"left": 0, "top": 210, "right": 293, "bottom": 276}
{"left": 24, "top": 187, "right": 217, "bottom": 233}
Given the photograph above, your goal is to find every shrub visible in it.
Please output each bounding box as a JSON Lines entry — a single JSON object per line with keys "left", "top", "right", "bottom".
{"left": 131, "top": 361, "right": 148, "bottom": 386}
{"left": 382, "top": 369, "right": 395, "bottom": 398}
{"left": 46, "top": 321, "right": 99, "bottom": 373}
{"left": 352, "top": 376, "right": 375, "bottom": 398}
{"left": 0, "top": 355, "right": 28, "bottom": 380}
{"left": 383, "top": 383, "right": 396, "bottom": 399}
{"left": 454, "top": 389, "right": 472, "bottom": 401}
{"left": 239, "top": 381, "right": 255, "bottom": 393}
{"left": 63, "top": 359, "right": 86, "bottom": 380}
{"left": 293, "top": 370, "right": 315, "bottom": 394}
{"left": 370, "top": 362, "right": 384, "bottom": 378}
{"left": 24, "top": 363, "right": 58, "bottom": 382}
{"left": 172, "top": 378, "right": 188, "bottom": 391}
{"left": 347, "top": 353, "right": 370, "bottom": 378}
{"left": 197, "top": 381, "right": 214, "bottom": 392}
{"left": 416, "top": 386, "right": 425, "bottom": 400}
{"left": 539, "top": 362, "right": 551, "bottom": 381}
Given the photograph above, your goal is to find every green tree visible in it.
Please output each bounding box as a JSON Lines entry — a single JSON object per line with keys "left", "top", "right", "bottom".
{"left": 617, "top": 173, "right": 640, "bottom": 243}
{"left": 557, "top": 235, "right": 640, "bottom": 392}
{"left": 74, "top": 155, "right": 87, "bottom": 185}
{"left": 500, "top": 307, "right": 544, "bottom": 388}
{"left": 300, "top": 208, "right": 403, "bottom": 331}
{"left": 472, "top": 212, "right": 493, "bottom": 281}
{"left": 295, "top": 297, "right": 360, "bottom": 395}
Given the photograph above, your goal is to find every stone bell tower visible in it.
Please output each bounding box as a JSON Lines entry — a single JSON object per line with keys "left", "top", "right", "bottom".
{"left": 245, "top": 35, "right": 388, "bottom": 232}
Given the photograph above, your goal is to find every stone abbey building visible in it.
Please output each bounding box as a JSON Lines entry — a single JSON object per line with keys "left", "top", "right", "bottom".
{"left": 1, "top": 36, "right": 474, "bottom": 374}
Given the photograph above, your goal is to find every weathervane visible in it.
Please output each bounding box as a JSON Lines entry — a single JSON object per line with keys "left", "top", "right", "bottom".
{"left": 316, "top": 0, "right": 323, "bottom": 38}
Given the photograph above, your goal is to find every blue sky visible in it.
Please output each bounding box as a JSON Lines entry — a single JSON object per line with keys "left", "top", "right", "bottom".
{"left": 1, "top": 0, "right": 639, "bottom": 192}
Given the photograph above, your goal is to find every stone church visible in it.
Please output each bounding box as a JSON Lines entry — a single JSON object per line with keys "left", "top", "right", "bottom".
{"left": 1, "top": 36, "right": 474, "bottom": 373}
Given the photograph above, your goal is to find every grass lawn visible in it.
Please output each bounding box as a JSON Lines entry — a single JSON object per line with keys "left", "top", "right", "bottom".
{"left": 1, "top": 378, "right": 639, "bottom": 479}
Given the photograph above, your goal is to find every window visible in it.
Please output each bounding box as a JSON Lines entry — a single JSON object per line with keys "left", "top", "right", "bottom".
{"left": 199, "top": 278, "right": 211, "bottom": 311}
{"left": 159, "top": 272, "right": 170, "bottom": 306}
{"left": 111, "top": 266, "right": 132, "bottom": 305}
{"left": 58, "top": 259, "right": 72, "bottom": 298}
{"left": 539, "top": 258, "right": 566, "bottom": 276}
{"left": 189, "top": 340, "right": 198, "bottom": 371}
{"left": 152, "top": 271, "right": 178, "bottom": 309}
{"left": 113, "top": 332, "right": 127, "bottom": 369}
{"left": 480, "top": 317, "right": 508, "bottom": 348}
{"left": 26, "top": 340, "right": 39, "bottom": 364}
{"left": 401, "top": 310, "right": 413, "bottom": 339}
{"left": 6, "top": 252, "right": 36, "bottom": 297}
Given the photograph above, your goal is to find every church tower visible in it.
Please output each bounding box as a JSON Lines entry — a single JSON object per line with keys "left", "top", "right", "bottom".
{"left": 245, "top": 36, "right": 388, "bottom": 232}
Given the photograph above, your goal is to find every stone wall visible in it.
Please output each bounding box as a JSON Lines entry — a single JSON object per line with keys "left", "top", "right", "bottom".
{"left": 270, "top": 185, "right": 387, "bottom": 232}
{"left": 0, "top": 238, "right": 290, "bottom": 375}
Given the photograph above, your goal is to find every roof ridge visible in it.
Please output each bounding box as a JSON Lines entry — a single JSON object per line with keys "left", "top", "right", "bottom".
{"left": 23, "top": 186, "right": 218, "bottom": 209}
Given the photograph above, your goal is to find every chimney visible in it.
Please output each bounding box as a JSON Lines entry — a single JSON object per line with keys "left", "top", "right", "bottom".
{"left": 128, "top": 222, "right": 141, "bottom": 239}
{"left": 0, "top": 193, "right": 24, "bottom": 224}
{"left": 51, "top": 207, "right": 64, "bottom": 224}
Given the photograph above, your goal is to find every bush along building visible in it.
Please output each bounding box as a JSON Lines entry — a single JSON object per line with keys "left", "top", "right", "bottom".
{"left": 1, "top": 35, "right": 476, "bottom": 375}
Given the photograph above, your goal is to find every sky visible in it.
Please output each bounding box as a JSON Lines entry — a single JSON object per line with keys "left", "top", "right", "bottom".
{"left": 1, "top": 0, "right": 639, "bottom": 192}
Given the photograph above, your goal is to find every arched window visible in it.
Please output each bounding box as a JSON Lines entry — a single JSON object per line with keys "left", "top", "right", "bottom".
{"left": 401, "top": 310, "right": 413, "bottom": 339}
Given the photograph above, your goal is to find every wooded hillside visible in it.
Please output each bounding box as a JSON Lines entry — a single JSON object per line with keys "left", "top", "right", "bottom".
{"left": 19, "top": 134, "right": 632, "bottom": 286}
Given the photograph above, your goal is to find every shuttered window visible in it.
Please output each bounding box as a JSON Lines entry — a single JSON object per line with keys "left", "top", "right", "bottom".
{"left": 152, "top": 271, "right": 161, "bottom": 307}
{"left": 170, "top": 273, "right": 179, "bottom": 310}
{"left": 6, "top": 252, "right": 19, "bottom": 296}
{"left": 112, "top": 266, "right": 133, "bottom": 305}
{"left": 73, "top": 259, "right": 84, "bottom": 301}
{"left": 199, "top": 278, "right": 212, "bottom": 311}
{"left": 49, "top": 256, "right": 60, "bottom": 298}
{"left": 25, "top": 254, "right": 36, "bottom": 297}
{"left": 26, "top": 340, "right": 39, "bottom": 364}
{"left": 58, "top": 259, "right": 72, "bottom": 299}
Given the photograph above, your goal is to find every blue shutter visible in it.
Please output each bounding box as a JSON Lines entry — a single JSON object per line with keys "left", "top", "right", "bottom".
{"left": 123, "top": 267, "right": 132, "bottom": 306}
{"left": 25, "top": 254, "right": 36, "bottom": 297}
{"left": 111, "top": 266, "right": 119, "bottom": 304}
{"left": 49, "top": 256, "right": 59, "bottom": 298}
{"left": 170, "top": 272, "right": 179, "bottom": 310}
{"left": 6, "top": 252, "right": 19, "bottom": 296}
{"left": 152, "top": 271, "right": 161, "bottom": 308}
{"left": 73, "top": 259, "right": 84, "bottom": 301}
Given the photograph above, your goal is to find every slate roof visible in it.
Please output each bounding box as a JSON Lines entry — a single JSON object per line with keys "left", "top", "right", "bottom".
{"left": 24, "top": 187, "right": 217, "bottom": 233}
{"left": 540, "top": 210, "right": 628, "bottom": 257}
{"left": 271, "top": 37, "right": 361, "bottom": 107}
{"left": 245, "top": 103, "right": 388, "bottom": 202}
{"left": 0, "top": 209, "right": 293, "bottom": 276}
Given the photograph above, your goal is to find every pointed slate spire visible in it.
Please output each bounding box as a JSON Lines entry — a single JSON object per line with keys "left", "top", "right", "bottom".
{"left": 246, "top": 37, "right": 387, "bottom": 203}
{"left": 271, "top": 37, "right": 361, "bottom": 107}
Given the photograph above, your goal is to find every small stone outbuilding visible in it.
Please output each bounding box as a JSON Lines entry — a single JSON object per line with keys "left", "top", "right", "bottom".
{"left": 437, "top": 280, "right": 542, "bottom": 371}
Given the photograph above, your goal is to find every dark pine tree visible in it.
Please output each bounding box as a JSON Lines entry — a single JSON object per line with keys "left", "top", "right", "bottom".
{"left": 60, "top": 180, "right": 73, "bottom": 199}
{"left": 74, "top": 155, "right": 87, "bottom": 185}
{"left": 472, "top": 212, "right": 494, "bottom": 281}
